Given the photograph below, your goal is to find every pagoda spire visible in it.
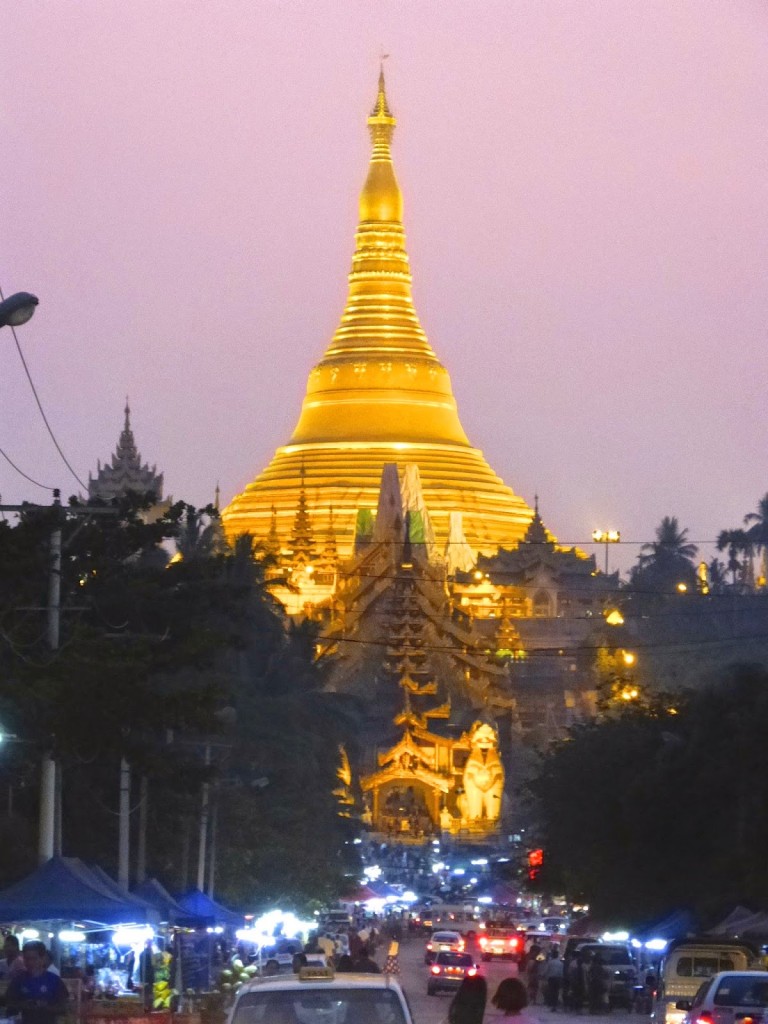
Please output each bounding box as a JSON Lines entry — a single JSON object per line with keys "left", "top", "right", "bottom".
{"left": 222, "top": 73, "right": 538, "bottom": 560}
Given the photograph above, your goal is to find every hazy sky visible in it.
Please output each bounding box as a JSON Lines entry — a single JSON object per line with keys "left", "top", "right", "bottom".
{"left": 2, "top": 0, "right": 767, "bottom": 575}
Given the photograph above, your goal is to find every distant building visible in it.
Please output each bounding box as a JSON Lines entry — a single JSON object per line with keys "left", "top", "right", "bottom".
{"left": 88, "top": 401, "right": 170, "bottom": 519}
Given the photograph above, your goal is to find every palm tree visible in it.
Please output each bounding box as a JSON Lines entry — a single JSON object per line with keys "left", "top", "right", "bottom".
{"left": 744, "top": 492, "right": 768, "bottom": 585}
{"left": 630, "top": 516, "right": 698, "bottom": 594}
{"left": 717, "top": 528, "right": 751, "bottom": 586}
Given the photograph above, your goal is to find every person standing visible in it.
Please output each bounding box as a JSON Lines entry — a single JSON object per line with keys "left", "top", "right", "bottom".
{"left": 5, "top": 942, "right": 69, "bottom": 1024}
{"left": 587, "top": 953, "right": 607, "bottom": 1014}
{"left": 526, "top": 954, "right": 542, "bottom": 1005}
{"left": 0, "top": 935, "right": 24, "bottom": 980}
{"left": 138, "top": 940, "right": 155, "bottom": 1011}
{"left": 542, "top": 949, "right": 564, "bottom": 1012}
{"left": 568, "top": 952, "right": 586, "bottom": 1012}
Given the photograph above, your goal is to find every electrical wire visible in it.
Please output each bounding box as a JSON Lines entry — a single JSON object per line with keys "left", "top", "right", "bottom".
{"left": 0, "top": 444, "right": 56, "bottom": 491}
{"left": 0, "top": 285, "right": 87, "bottom": 490}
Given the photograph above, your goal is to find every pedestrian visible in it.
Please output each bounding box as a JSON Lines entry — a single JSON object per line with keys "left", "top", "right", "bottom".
{"left": 352, "top": 946, "right": 380, "bottom": 973}
{"left": 138, "top": 939, "right": 155, "bottom": 1011}
{"left": 587, "top": 953, "right": 608, "bottom": 1014}
{"left": 5, "top": 942, "right": 69, "bottom": 1024}
{"left": 486, "top": 977, "right": 540, "bottom": 1023}
{"left": 568, "top": 953, "right": 586, "bottom": 1012}
{"left": 0, "top": 935, "right": 24, "bottom": 980}
{"left": 448, "top": 974, "right": 487, "bottom": 1024}
{"left": 542, "top": 949, "right": 564, "bottom": 1012}
{"left": 335, "top": 954, "right": 354, "bottom": 972}
{"left": 526, "top": 955, "right": 542, "bottom": 1005}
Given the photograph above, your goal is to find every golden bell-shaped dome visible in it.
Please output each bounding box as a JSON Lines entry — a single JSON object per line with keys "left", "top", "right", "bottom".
{"left": 223, "top": 70, "right": 534, "bottom": 556}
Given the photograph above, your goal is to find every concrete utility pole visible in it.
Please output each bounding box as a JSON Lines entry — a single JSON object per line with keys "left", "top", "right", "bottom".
{"left": 40, "top": 490, "right": 62, "bottom": 864}
{"left": 196, "top": 744, "right": 211, "bottom": 891}
{"left": 118, "top": 758, "right": 131, "bottom": 889}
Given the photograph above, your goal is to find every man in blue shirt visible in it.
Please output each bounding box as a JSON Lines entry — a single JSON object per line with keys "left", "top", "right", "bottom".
{"left": 6, "top": 941, "right": 69, "bottom": 1024}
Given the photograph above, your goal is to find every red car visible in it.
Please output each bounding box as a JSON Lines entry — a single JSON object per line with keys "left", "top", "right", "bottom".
{"left": 428, "top": 951, "right": 479, "bottom": 995}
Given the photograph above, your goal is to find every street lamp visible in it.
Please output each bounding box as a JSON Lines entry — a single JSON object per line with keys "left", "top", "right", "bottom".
{"left": 0, "top": 291, "right": 38, "bottom": 328}
{"left": 592, "top": 529, "right": 620, "bottom": 575}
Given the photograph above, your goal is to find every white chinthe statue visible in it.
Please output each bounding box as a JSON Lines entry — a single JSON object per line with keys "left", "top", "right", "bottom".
{"left": 462, "top": 721, "right": 504, "bottom": 822}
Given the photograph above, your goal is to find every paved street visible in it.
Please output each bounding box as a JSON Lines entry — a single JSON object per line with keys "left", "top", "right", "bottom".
{"left": 391, "top": 933, "right": 641, "bottom": 1024}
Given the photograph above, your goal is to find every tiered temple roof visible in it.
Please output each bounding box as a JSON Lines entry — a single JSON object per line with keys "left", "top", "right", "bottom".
{"left": 88, "top": 401, "right": 164, "bottom": 502}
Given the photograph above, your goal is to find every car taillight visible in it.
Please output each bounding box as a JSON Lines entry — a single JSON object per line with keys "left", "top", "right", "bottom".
{"left": 509, "top": 938, "right": 519, "bottom": 948}
{"left": 426, "top": 943, "right": 433, "bottom": 950}
{"left": 479, "top": 937, "right": 488, "bottom": 947}
{"left": 459, "top": 941, "right": 465, "bottom": 950}
{"left": 695, "top": 1014, "right": 713, "bottom": 1024}
{"left": 430, "top": 965, "right": 441, "bottom": 975}
{"left": 468, "top": 967, "right": 478, "bottom": 977}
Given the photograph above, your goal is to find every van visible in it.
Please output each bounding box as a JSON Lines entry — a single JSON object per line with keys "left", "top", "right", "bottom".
{"left": 652, "top": 939, "right": 759, "bottom": 1024}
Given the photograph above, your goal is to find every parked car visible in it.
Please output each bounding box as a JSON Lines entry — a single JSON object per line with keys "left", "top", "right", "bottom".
{"left": 427, "top": 952, "right": 479, "bottom": 995}
{"left": 678, "top": 971, "right": 768, "bottom": 1024}
{"left": 425, "top": 930, "right": 464, "bottom": 964}
{"left": 653, "top": 940, "right": 759, "bottom": 1024}
{"left": 575, "top": 942, "right": 638, "bottom": 1008}
{"left": 229, "top": 965, "right": 414, "bottom": 1024}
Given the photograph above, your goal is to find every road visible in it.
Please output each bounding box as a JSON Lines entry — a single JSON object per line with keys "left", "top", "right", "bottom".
{"left": 390, "top": 933, "right": 640, "bottom": 1024}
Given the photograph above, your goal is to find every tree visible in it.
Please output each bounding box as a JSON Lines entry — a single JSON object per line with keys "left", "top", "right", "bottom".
{"left": 716, "top": 529, "right": 753, "bottom": 588}
{"left": 0, "top": 501, "right": 362, "bottom": 905}
{"left": 744, "top": 493, "right": 768, "bottom": 585}
{"left": 628, "top": 516, "right": 698, "bottom": 598}
{"left": 528, "top": 664, "right": 768, "bottom": 922}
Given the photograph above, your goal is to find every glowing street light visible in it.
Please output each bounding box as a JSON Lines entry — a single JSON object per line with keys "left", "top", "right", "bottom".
{"left": 592, "top": 529, "right": 620, "bottom": 575}
{"left": 0, "top": 291, "right": 38, "bottom": 329}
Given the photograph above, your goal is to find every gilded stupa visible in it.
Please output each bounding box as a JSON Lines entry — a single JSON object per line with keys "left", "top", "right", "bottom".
{"left": 223, "top": 70, "right": 535, "bottom": 556}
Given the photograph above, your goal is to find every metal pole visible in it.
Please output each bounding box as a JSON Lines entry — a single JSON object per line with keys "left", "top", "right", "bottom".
{"left": 136, "top": 776, "right": 148, "bottom": 884}
{"left": 605, "top": 540, "right": 609, "bottom": 576}
{"left": 206, "top": 793, "right": 218, "bottom": 899}
{"left": 196, "top": 744, "right": 211, "bottom": 891}
{"left": 39, "top": 490, "right": 61, "bottom": 864}
{"left": 118, "top": 757, "right": 131, "bottom": 889}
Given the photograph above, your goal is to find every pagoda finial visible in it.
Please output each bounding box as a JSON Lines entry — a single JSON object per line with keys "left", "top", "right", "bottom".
{"left": 534, "top": 493, "right": 539, "bottom": 514}
{"left": 124, "top": 396, "right": 131, "bottom": 432}
{"left": 370, "top": 55, "right": 392, "bottom": 120}
{"left": 214, "top": 482, "right": 220, "bottom": 510}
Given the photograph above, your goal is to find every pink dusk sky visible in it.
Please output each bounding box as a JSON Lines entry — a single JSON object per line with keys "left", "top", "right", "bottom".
{"left": 2, "top": 1, "right": 768, "bottom": 575}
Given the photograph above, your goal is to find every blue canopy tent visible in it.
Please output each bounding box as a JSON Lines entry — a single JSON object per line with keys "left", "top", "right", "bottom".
{"left": 636, "top": 909, "right": 697, "bottom": 942}
{"left": 0, "top": 856, "right": 155, "bottom": 925}
{"left": 133, "top": 878, "right": 188, "bottom": 923}
{"left": 89, "top": 866, "right": 160, "bottom": 924}
{"left": 175, "top": 889, "right": 242, "bottom": 928}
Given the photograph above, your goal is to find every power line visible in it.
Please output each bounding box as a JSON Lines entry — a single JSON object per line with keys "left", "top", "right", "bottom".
{"left": 0, "top": 445, "right": 56, "bottom": 491}
{"left": 0, "top": 285, "right": 87, "bottom": 491}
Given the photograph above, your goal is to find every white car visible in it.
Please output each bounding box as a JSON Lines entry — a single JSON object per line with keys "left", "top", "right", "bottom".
{"left": 425, "top": 930, "right": 464, "bottom": 964}
{"left": 228, "top": 965, "right": 414, "bottom": 1024}
{"left": 680, "top": 971, "right": 768, "bottom": 1024}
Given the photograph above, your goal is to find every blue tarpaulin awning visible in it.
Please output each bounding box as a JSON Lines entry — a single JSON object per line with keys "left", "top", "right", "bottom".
{"left": 0, "top": 857, "right": 156, "bottom": 925}
{"left": 175, "top": 889, "right": 242, "bottom": 927}
{"left": 133, "top": 878, "right": 188, "bottom": 923}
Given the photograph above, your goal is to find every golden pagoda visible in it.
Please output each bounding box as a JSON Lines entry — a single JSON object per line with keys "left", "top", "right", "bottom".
{"left": 223, "top": 70, "right": 535, "bottom": 556}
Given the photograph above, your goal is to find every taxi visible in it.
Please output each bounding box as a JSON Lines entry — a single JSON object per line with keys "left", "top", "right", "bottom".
{"left": 228, "top": 965, "right": 414, "bottom": 1024}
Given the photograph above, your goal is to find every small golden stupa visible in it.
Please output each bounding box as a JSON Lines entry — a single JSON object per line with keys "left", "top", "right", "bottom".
{"left": 223, "top": 70, "right": 534, "bottom": 556}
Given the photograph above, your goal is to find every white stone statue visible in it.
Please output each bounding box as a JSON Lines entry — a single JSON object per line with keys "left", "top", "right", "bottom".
{"left": 462, "top": 721, "right": 504, "bottom": 821}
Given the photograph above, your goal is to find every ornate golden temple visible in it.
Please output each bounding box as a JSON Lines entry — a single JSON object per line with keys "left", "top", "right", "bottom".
{"left": 223, "top": 71, "right": 535, "bottom": 557}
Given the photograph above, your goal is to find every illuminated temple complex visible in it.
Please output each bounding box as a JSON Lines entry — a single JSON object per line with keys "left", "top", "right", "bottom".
{"left": 222, "top": 71, "right": 536, "bottom": 557}
{"left": 219, "top": 73, "right": 614, "bottom": 833}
